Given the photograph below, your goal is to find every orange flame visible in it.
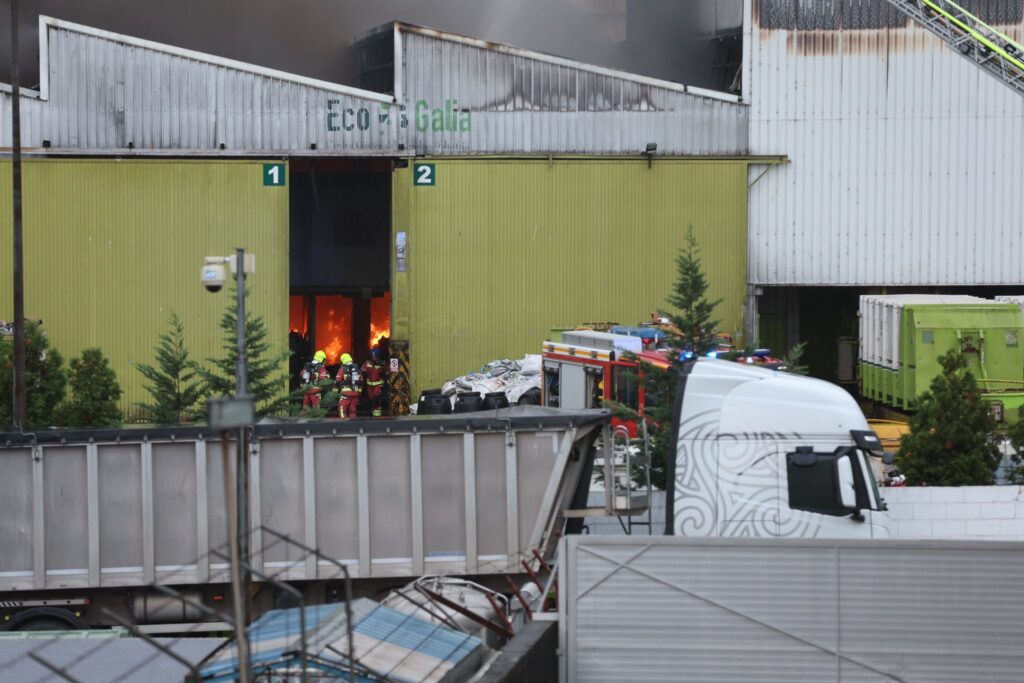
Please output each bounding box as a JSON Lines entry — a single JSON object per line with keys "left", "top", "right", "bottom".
{"left": 315, "top": 296, "right": 353, "bottom": 365}
{"left": 369, "top": 293, "right": 391, "bottom": 349}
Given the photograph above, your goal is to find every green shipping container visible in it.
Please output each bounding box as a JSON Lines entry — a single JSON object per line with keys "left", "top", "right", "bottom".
{"left": 859, "top": 296, "right": 1024, "bottom": 422}
{"left": 0, "top": 159, "right": 289, "bottom": 421}
{"left": 393, "top": 158, "right": 749, "bottom": 395}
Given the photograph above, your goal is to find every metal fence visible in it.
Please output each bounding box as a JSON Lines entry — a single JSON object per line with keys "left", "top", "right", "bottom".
{"left": 559, "top": 535, "right": 1024, "bottom": 682}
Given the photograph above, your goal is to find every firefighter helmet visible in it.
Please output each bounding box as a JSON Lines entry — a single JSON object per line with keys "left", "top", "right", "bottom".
{"left": 313, "top": 350, "right": 327, "bottom": 364}
{"left": 340, "top": 352, "right": 353, "bottom": 365}
{"left": 371, "top": 347, "right": 382, "bottom": 362}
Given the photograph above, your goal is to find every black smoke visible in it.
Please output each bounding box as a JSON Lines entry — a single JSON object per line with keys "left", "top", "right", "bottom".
{"left": 3, "top": 0, "right": 742, "bottom": 92}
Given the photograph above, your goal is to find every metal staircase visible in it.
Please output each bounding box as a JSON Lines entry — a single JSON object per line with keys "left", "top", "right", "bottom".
{"left": 885, "top": 0, "right": 1024, "bottom": 97}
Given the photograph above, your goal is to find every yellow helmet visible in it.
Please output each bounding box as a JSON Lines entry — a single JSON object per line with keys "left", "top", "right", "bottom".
{"left": 340, "top": 353, "right": 353, "bottom": 365}
{"left": 313, "top": 350, "right": 327, "bottom": 364}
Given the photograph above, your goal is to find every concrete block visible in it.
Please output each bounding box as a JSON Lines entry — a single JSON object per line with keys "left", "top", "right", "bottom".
{"left": 930, "top": 520, "right": 967, "bottom": 538}
{"left": 895, "top": 520, "right": 932, "bottom": 538}
{"left": 885, "top": 488, "right": 928, "bottom": 503}
{"left": 965, "top": 519, "right": 1000, "bottom": 536}
{"left": 929, "top": 488, "right": 965, "bottom": 503}
{"left": 1015, "top": 501, "right": 1024, "bottom": 519}
{"left": 913, "top": 502, "right": 947, "bottom": 520}
{"left": 980, "top": 502, "right": 1016, "bottom": 519}
{"left": 997, "top": 519, "right": 1024, "bottom": 538}
{"left": 964, "top": 487, "right": 1003, "bottom": 503}
{"left": 885, "top": 502, "right": 915, "bottom": 520}
{"left": 945, "top": 503, "right": 981, "bottom": 520}
{"left": 995, "top": 486, "right": 1024, "bottom": 502}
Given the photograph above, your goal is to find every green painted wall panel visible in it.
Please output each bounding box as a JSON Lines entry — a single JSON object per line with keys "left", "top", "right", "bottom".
{"left": 397, "top": 158, "right": 748, "bottom": 394}
{"left": 0, "top": 159, "right": 289, "bottom": 420}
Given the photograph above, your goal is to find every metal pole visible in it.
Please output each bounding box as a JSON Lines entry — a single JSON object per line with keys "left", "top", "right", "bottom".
{"left": 212, "top": 550, "right": 309, "bottom": 683}
{"left": 235, "top": 248, "right": 247, "bottom": 396}
{"left": 221, "top": 431, "right": 251, "bottom": 683}
{"left": 10, "top": 0, "right": 27, "bottom": 430}
{"left": 260, "top": 526, "right": 356, "bottom": 680}
{"left": 234, "top": 248, "right": 251, "bottom": 630}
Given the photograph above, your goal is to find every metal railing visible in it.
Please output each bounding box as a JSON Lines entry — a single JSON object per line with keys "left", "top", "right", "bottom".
{"left": 885, "top": 0, "right": 1024, "bottom": 96}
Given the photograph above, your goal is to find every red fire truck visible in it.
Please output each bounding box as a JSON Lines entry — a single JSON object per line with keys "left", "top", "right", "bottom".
{"left": 541, "top": 330, "right": 669, "bottom": 436}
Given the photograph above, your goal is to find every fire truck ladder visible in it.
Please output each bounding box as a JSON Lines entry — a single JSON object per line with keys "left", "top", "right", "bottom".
{"left": 884, "top": 0, "right": 1024, "bottom": 97}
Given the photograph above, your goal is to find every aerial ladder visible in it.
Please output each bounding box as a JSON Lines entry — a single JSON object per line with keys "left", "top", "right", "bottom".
{"left": 884, "top": 0, "right": 1024, "bottom": 97}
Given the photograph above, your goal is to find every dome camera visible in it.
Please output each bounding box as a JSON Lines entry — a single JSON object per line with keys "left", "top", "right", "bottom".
{"left": 202, "top": 263, "right": 226, "bottom": 293}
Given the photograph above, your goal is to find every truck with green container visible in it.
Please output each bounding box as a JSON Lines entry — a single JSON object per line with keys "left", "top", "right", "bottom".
{"left": 859, "top": 294, "right": 1024, "bottom": 423}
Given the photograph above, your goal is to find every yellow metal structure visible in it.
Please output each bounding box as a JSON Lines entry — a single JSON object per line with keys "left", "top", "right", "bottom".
{"left": 0, "top": 159, "right": 289, "bottom": 420}
{"left": 393, "top": 157, "right": 750, "bottom": 394}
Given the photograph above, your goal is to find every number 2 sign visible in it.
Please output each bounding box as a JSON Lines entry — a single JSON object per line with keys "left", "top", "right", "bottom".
{"left": 413, "top": 163, "right": 436, "bottom": 187}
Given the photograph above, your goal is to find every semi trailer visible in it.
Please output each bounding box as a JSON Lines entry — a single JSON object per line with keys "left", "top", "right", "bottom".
{"left": 0, "top": 408, "right": 606, "bottom": 631}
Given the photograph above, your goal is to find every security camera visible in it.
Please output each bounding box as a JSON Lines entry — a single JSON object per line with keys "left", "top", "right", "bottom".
{"left": 201, "top": 263, "right": 226, "bottom": 293}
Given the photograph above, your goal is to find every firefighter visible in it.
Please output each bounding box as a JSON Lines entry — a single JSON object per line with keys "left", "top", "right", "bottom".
{"left": 300, "top": 350, "right": 329, "bottom": 412}
{"left": 336, "top": 352, "right": 363, "bottom": 419}
{"left": 361, "top": 347, "right": 388, "bottom": 417}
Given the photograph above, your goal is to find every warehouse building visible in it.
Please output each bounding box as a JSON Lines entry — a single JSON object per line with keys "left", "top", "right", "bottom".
{"left": 743, "top": 0, "right": 1024, "bottom": 382}
{"left": 1, "top": 17, "right": 771, "bottom": 416}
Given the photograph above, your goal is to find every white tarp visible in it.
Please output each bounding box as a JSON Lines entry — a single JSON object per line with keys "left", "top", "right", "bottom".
{"left": 412, "top": 355, "right": 542, "bottom": 412}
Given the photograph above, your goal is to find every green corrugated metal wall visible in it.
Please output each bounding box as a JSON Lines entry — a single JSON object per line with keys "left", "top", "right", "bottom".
{"left": 394, "top": 158, "right": 749, "bottom": 394}
{"left": 0, "top": 159, "right": 289, "bottom": 420}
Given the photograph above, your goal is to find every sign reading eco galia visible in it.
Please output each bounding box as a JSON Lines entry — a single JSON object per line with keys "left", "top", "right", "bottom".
{"left": 327, "top": 99, "right": 472, "bottom": 133}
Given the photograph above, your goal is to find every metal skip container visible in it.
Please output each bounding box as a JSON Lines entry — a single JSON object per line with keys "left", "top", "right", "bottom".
{"left": 0, "top": 406, "right": 607, "bottom": 592}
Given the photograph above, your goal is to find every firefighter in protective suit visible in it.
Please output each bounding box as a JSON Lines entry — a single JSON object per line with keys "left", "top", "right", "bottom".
{"left": 300, "top": 350, "right": 330, "bottom": 412}
{"left": 361, "top": 347, "right": 387, "bottom": 417}
{"left": 336, "top": 353, "right": 363, "bottom": 419}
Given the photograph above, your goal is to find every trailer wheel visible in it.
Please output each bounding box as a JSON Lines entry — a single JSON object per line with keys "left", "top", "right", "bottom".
{"left": 4, "top": 607, "right": 88, "bottom": 632}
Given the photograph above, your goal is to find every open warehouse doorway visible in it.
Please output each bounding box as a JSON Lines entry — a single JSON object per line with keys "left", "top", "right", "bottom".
{"left": 287, "top": 158, "right": 392, "bottom": 396}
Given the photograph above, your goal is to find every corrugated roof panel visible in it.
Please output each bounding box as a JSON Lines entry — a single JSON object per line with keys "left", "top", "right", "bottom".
{"left": 748, "top": 2, "right": 1024, "bottom": 286}
{"left": 201, "top": 600, "right": 485, "bottom": 682}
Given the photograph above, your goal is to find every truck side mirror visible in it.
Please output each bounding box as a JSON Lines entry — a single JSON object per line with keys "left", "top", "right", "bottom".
{"left": 835, "top": 455, "right": 858, "bottom": 511}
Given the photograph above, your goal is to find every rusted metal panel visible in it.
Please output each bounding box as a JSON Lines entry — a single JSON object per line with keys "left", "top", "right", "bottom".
{"left": 747, "top": 0, "right": 1024, "bottom": 286}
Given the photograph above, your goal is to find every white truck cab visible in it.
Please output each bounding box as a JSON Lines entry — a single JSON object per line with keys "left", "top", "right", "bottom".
{"left": 668, "top": 359, "right": 890, "bottom": 539}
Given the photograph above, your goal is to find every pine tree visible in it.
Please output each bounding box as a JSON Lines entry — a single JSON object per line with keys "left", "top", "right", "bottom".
{"left": 661, "top": 226, "right": 723, "bottom": 357}
{"left": 135, "top": 312, "right": 202, "bottom": 424}
{"left": 780, "top": 341, "right": 809, "bottom": 375}
{"left": 623, "top": 226, "right": 721, "bottom": 489}
{"left": 194, "top": 283, "right": 290, "bottom": 417}
{"left": 897, "top": 350, "right": 1001, "bottom": 486}
{"left": 57, "top": 348, "right": 123, "bottom": 428}
{"left": 0, "top": 322, "right": 68, "bottom": 430}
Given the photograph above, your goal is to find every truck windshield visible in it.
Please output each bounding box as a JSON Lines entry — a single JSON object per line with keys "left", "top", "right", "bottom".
{"left": 857, "top": 449, "right": 884, "bottom": 511}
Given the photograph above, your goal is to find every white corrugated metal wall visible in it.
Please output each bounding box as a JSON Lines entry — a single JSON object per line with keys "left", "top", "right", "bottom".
{"left": 399, "top": 26, "right": 749, "bottom": 155}
{"left": 12, "top": 17, "right": 399, "bottom": 153}
{"left": 5, "top": 17, "right": 750, "bottom": 157}
{"left": 746, "top": 0, "right": 1024, "bottom": 286}
{"left": 561, "top": 536, "right": 1024, "bottom": 682}
{"left": 0, "top": 89, "right": 44, "bottom": 148}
